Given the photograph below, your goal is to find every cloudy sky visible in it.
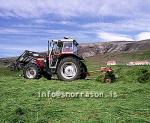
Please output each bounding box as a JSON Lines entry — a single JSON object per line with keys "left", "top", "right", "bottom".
{"left": 0, "top": 0, "right": 150, "bottom": 57}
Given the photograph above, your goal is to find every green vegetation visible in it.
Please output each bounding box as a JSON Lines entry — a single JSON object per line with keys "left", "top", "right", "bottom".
{"left": 0, "top": 52, "right": 150, "bottom": 122}
{"left": 85, "top": 51, "right": 150, "bottom": 66}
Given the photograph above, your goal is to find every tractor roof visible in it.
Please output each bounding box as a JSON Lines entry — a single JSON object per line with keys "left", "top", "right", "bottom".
{"left": 52, "top": 39, "right": 74, "bottom": 42}
{"left": 52, "top": 37, "right": 79, "bottom": 45}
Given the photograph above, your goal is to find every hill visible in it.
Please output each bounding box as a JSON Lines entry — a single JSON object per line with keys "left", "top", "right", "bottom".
{"left": 0, "top": 57, "right": 16, "bottom": 67}
{"left": 79, "top": 39, "right": 150, "bottom": 57}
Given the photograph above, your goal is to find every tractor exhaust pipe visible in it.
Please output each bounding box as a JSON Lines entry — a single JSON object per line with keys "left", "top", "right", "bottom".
{"left": 48, "top": 40, "right": 50, "bottom": 55}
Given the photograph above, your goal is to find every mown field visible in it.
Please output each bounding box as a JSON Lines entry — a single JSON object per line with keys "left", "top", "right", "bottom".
{"left": 0, "top": 55, "right": 150, "bottom": 123}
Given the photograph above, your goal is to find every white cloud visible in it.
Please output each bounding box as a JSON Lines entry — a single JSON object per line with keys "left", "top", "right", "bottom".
{"left": 97, "top": 31, "right": 150, "bottom": 41}
{"left": 0, "top": 27, "right": 69, "bottom": 35}
{"left": 0, "top": 44, "right": 47, "bottom": 57}
{"left": 82, "top": 18, "right": 150, "bottom": 32}
{"left": 98, "top": 32, "right": 134, "bottom": 41}
{"left": 0, "top": 28, "right": 19, "bottom": 34}
{"left": 33, "top": 19, "right": 48, "bottom": 24}
{"left": 0, "top": 0, "right": 149, "bottom": 18}
{"left": 136, "top": 32, "right": 150, "bottom": 41}
{"left": 0, "top": 44, "right": 46, "bottom": 51}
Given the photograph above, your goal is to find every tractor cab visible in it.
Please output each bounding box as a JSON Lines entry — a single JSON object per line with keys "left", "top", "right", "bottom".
{"left": 50, "top": 37, "right": 79, "bottom": 55}
{"left": 48, "top": 37, "right": 80, "bottom": 69}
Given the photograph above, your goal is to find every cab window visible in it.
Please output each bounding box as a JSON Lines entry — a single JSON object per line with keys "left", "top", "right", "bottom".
{"left": 63, "top": 42, "right": 73, "bottom": 52}
{"left": 53, "top": 42, "right": 61, "bottom": 54}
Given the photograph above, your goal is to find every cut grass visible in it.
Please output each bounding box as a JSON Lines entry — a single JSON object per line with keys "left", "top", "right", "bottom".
{"left": 0, "top": 65, "right": 150, "bottom": 123}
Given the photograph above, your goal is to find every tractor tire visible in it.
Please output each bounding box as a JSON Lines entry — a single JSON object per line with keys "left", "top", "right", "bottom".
{"left": 23, "top": 63, "right": 42, "bottom": 79}
{"left": 43, "top": 72, "right": 52, "bottom": 80}
{"left": 57, "top": 57, "right": 81, "bottom": 81}
{"left": 80, "top": 63, "right": 87, "bottom": 79}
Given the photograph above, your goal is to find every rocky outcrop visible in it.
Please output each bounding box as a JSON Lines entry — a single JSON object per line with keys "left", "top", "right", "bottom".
{"left": 79, "top": 39, "right": 150, "bottom": 57}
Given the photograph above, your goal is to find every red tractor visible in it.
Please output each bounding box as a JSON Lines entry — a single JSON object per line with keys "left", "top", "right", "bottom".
{"left": 11, "top": 37, "right": 88, "bottom": 81}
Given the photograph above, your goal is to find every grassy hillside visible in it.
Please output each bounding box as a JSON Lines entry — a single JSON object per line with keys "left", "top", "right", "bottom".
{"left": 0, "top": 61, "right": 150, "bottom": 122}
{"left": 85, "top": 51, "right": 150, "bottom": 67}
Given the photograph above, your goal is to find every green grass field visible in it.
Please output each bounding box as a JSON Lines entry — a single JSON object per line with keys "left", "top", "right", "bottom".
{"left": 0, "top": 55, "right": 150, "bottom": 122}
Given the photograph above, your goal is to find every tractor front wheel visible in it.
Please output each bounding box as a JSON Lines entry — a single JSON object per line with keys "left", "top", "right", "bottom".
{"left": 23, "top": 63, "right": 42, "bottom": 79}
{"left": 57, "top": 57, "right": 81, "bottom": 81}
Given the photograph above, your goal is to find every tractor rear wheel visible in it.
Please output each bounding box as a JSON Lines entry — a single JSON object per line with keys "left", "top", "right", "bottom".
{"left": 80, "top": 63, "right": 87, "bottom": 79}
{"left": 23, "top": 63, "right": 41, "bottom": 79}
{"left": 57, "top": 57, "right": 81, "bottom": 81}
{"left": 43, "top": 72, "right": 52, "bottom": 80}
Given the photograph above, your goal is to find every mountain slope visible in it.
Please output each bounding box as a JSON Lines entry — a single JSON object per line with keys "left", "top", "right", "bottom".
{"left": 79, "top": 39, "right": 150, "bottom": 57}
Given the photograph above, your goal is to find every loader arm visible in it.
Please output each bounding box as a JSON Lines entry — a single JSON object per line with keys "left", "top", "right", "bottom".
{"left": 10, "top": 50, "right": 47, "bottom": 71}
